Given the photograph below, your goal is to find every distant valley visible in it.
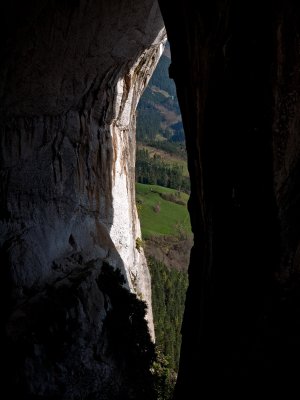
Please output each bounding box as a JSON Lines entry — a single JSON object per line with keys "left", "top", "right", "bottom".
{"left": 135, "top": 43, "right": 192, "bottom": 394}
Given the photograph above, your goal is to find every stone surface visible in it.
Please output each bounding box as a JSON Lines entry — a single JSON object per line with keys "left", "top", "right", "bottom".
{"left": 0, "top": 1, "right": 165, "bottom": 397}
{"left": 159, "top": 0, "right": 300, "bottom": 395}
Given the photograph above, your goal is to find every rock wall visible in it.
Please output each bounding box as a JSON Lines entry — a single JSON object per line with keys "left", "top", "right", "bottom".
{"left": 159, "top": 0, "right": 300, "bottom": 395}
{"left": 108, "top": 39, "right": 165, "bottom": 335}
{"left": 0, "top": 1, "right": 165, "bottom": 398}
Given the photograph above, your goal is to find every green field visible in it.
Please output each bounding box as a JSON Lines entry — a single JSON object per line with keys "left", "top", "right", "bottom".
{"left": 136, "top": 183, "right": 191, "bottom": 239}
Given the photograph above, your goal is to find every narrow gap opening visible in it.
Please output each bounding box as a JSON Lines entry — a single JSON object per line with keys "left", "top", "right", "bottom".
{"left": 135, "top": 40, "right": 191, "bottom": 395}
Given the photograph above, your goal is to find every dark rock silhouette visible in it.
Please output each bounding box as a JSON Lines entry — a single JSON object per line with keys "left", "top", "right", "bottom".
{"left": 159, "top": 0, "right": 300, "bottom": 395}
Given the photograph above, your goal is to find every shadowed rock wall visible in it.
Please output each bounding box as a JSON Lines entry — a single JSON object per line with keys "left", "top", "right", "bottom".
{"left": 0, "top": 1, "right": 165, "bottom": 398}
{"left": 159, "top": 0, "right": 300, "bottom": 395}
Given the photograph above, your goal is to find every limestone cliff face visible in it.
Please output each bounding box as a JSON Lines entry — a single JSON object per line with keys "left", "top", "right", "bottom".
{"left": 108, "top": 38, "right": 166, "bottom": 336}
{"left": 0, "top": 1, "right": 165, "bottom": 398}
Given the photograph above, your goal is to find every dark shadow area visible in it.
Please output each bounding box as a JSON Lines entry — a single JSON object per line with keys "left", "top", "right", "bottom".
{"left": 158, "top": 0, "right": 300, "bottom": 395}
{"left": 97, "top": 263, "right": 156, "bottom": 400}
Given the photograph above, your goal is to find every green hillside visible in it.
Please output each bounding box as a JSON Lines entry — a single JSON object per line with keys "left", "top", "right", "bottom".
{"left": 136, "top": 47, "right": 184, "bottom": 147}
{"left": 149, "top": 257, "right": 188, "bottom": 371}
{"left": 137, "top": 144, "right": 189, "bottom": 177}
{"left": 136, "top": 183, "right": 190, "bottom": 239}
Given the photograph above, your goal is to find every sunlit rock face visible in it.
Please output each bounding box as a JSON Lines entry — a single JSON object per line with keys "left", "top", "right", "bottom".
{"left": 0, "top": 1, "right": 165, "bottom": 398}
{"left": 108, "top": 37, "right": 166, "bottom": 337}
{"left": 159, "top": 0, "right": 300, "bottom": 395}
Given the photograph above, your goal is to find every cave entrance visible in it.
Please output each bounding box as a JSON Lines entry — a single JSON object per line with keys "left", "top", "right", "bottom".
{"left": 135, "top": 40, "right": 192, "bottom": 389}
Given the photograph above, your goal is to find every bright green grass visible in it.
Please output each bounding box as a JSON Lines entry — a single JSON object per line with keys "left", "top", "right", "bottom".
{"left": 136, "top": 183, "right": 191, "bottom": 239}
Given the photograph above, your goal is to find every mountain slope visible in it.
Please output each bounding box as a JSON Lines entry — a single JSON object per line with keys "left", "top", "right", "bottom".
{"left": 137, "top": 43, "right": 185, "bottom": 146}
